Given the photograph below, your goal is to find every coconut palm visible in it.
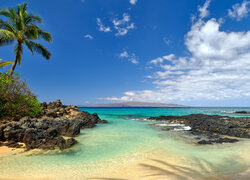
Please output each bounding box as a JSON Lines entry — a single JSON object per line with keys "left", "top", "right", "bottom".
{"left": 0, "top": 59, "right": 13, "bottom": 68}
{"left": 0, "top": 3, "right": 52, "bottom": 75}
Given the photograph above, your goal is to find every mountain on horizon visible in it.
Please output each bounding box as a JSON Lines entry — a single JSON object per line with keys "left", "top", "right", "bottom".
{"left": 78, "top": 101, "right": 188, "bottom": 107}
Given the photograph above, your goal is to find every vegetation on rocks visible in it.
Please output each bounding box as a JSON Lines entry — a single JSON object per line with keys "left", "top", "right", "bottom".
{"left": 0, "top": 72, "right": 42, "bottom": 120}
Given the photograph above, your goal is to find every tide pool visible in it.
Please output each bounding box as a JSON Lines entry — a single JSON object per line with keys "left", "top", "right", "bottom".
{"left": 0, "top": 107, "right": 249, "bottom": 179}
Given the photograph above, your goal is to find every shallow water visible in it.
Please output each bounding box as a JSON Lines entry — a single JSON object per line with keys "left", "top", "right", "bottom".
{"left": 0, "top": 107, "right": 249, "bottom": 179}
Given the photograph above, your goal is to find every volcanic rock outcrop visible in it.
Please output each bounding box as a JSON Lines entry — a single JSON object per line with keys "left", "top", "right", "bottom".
{"left": 0, "top": 100, "right": 106, "bottom": 150}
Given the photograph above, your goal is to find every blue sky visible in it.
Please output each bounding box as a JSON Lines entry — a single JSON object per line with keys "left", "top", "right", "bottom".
{"left": 1, "top": 0, "right": 250, "bottom": 106}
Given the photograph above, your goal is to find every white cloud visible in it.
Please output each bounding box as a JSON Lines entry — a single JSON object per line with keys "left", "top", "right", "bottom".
{"left": 84, "top": 34, "right": 94, "bottom": 39}
{"left": 120, "top": 51, "right": 129, "bottom": 58}
{"left": 112, "top": 13, "right": 135, "bottom": 36}
{"left": 149, "top": 54, "right": 175, "bottom": 65}
{"left": 228, "top": 1, "right": 250, "bottom": 21}
{"left": 96, "top": 13, "right": 135, "bottom": 36}
{"left": 198, "top": 0, "right": 211, "bottom": 19}
{"left": 96, "top": 18, "right": 111, "bottom": 32}
{"left": 163, "top": 37, "right": 171, "bottom": 45}
{"left": 129, "top": 53, "right": 139, "bottom": 64}
{"left": 129, "top": 0, "right": 137, "bottom": 5}
{"left": 120, "top": 50, "right": 139, "bottom": 64}
{"left": 103, "top": 0, "right": 250, "bottom": 103}
{"left": 149, "top": 57, "right": 164, "bottom": 65}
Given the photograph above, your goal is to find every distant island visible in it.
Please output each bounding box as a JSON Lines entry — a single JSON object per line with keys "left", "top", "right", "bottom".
{"left": 78, "top": 101, "right": 188, "bottom": 107}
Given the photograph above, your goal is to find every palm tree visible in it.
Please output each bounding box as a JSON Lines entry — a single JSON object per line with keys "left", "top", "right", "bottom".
{"left": 0, "top": 3, "right": 52, "bottom": 75}
{"left": 0, "top": 59, "right": 13, "bottom": 68}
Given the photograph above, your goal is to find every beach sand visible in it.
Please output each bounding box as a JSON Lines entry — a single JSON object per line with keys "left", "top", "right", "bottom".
{"left": 0, "top": 145, "right": 24, "bottom": 154}
{"left": 79, "top": 150, "right": 250, "bottom": 180}
{"left": 0, "top": 149, "right": 248, "bottom": 180}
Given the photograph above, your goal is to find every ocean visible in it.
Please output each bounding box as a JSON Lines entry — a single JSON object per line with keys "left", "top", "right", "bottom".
{"left": 0, "top": 107, "right": 249, "bottom": 179}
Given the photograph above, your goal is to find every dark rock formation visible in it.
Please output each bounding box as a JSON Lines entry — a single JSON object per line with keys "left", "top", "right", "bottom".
{"left": 148, "top": 114, "right": 250, "bottom": 144}
{"left": 0, "top": 100, "right": 103, "bottom": 150}
{"left": 97, "top": 120, "right": 108, "bottom": 124}
{"left": 235, "top": 111, "right": 250, "bottom": 114}
{"left": 197, "top": 138, "right": 239, "bottom": 145}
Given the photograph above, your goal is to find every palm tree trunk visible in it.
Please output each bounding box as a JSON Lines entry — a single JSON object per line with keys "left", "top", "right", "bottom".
{"left": 10, "top": 41, "right": 22, "bottom": 75}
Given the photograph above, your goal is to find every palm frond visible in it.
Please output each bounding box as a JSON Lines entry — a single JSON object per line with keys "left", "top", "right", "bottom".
{"left": 24, "top": 40, "right": 33, "bottom": 54}
{"left": 24, "top": 25, "right": 39, "bottom": 40}
{"left": 0, "top": 29, "right": 16, "bottom": 37}
{"left": 0, "top": 9, "right": 16, "bottom": 22}
{"left": 30, "top": 41, "right": 51, "bottom": 59}
{"left": 0, "top": 19, "right": 16, "bottom": 34}
{"left": 0, "top": 59, "right": 13, "bottom": 67}
{"left": 17, "top": 3, "right": 27, "bottom": 16}
{"left": 0, "top": 35, "right": 15, "bottom": 47}
{"left": 25, "top": 14, "right": 42, "bottom": 25}
{"left": 38, "top": 29, "right": 52, "bottom": 42}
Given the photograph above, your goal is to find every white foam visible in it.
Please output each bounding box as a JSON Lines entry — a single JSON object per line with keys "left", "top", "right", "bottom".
{"left": 157, "top": 123, "right": 184, "bottom": 127}
{"left": 156, "top": 123, "right": 191, "bottom": 131}
{"left": 183, "top": 126, "right": 191, "bottom": 130}
{"left": 220, "top": 111, "right": 234, "bottom": 114}
{"left": 130, "top": 118, "right": 147, "bottom": 121}
{"left": 172, "top": 126, "right": 191, "bottom": 131}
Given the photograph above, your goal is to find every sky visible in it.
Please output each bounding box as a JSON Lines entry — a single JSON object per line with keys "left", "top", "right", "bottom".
{"left": 1, "top": 0, "right": 250, "bottom": 107}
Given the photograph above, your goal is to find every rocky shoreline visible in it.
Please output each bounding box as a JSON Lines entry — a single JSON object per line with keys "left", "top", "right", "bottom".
{"left": 0, "top": 100, "right": 107, "bottom": 150}
{"left": 148, "top": 114, "right": 250, "bottom": 144}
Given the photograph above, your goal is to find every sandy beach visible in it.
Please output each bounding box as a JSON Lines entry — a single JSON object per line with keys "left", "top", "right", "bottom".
{"left": 0, "top": 148, "right": 249, "bottom": 180}
{"left": 0, "top": 145, "right": 24, "bottom": 155}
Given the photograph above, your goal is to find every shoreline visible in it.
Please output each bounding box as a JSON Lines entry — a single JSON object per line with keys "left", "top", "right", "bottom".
{"left": 0, "top": 147, "right": 249, "bottom": 180}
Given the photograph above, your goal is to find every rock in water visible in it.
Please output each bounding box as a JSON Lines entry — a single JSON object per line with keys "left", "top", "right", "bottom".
{"left": 148, "top": 114, "right": 250, "bottom": 144}
{"left": 235, "top": 111, "right": 250, "bottom": 114}
{"left": 97, "top": 120, "right": 108, "bottom": 124}
{"left": 197, "top": 138, "right": 239, "bottom": 145}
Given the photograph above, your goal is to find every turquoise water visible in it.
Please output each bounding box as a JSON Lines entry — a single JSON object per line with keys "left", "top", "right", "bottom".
{"left": 80, "top": 107, "right": 250, "bottom": 118}
{"left": 0, "top": 107, "right": 250, "bottom": 179}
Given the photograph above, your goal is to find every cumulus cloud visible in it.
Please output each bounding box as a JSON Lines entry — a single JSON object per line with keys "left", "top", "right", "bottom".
{"left": 129, "top": 0, "right": 137, "bottom": 5}
{"left": 96, "top": 18, "right": 111, "bottom": 32}
{"left": 103, "top": 0, "right": 250, "bottom": 103}
{"left": 112, "top": 13, "right": 135, "bottom": 36}
{"left": 228, "top": 0, "right": 250, "bottom": 21}
{"left": 84, "top": 34, "right": 94, "bottom": 39}
{"left": 120, "top": 50, "right": 139, "bottom": 64}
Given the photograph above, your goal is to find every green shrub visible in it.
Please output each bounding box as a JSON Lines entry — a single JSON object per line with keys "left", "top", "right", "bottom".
{"left": 0, "top": 72, "right": 42, "bottom": 119}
